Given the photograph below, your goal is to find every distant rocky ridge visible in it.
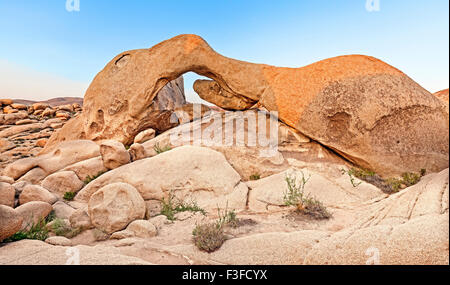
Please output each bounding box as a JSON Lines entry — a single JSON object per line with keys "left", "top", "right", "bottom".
{"left": 11, "top": 97, "right": 83, "bottom": 107}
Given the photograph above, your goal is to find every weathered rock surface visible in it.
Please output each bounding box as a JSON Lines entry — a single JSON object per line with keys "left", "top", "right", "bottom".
{"left": 69, "top": 208, "right": 93, "bottom": 230}
{"left": 0, "top": 112, "right": 28, "bottom": 125}
{"left": 0, "top": 175, "right": 14, "bottom": 184}
{"left": 128, "top": 143, "right": 147, "bottom": 161}
{"left": 247, "top": 168, "right": 384, "bottom": 212}
{"left": 139, "top": 110, "right": 349, "bottom": 180}
{"left": 434, "top": 88, "right": 449, "bottom": 113}
{"left": 44, "top": 76, "right": 187, "bottom": 149}
{"left": 19, "top": 184, "right": 58, "bottom": 205}
{"left": 42, "top": 34, "right": 448, "bottom": 177}
{"left": 434, "top": 88, "right": 449, "bottom": 104}
{"left": 45, "top": 236, "right": 72, "bottom": 246}
{"left": 165, "top": 169, "right": 448, "bottom": 265}
{"left": 100, "top": 140, "right": 131, "bottom": 170}
{"left": 0, "top": 205, "right": 23, "bottom": 241}
{"left": 0, "top": 240, "right": 152, "bottom": 265}
{"left": 0, "top": 182, "right": 15, "bottom": 207}
{"left": 61, "top": 156, "right": 107, "bottom": 182}
{"left": 0, "top": 168, "right": 447, "bottom": 265}
{"left": 52, "top": 201, "right": 76, "bottom": 219}
{"left": 134, "top": 128, "right": 155, "bottom": 144}
{"left": 88, "top": 182, "right": 146, "bottom": 234}
{"left": 41, "top": 171, "right": 84, "bottom": 198}
{"left": 15, "top": 201, "right": 52, "bottom": 230}
{"left": 110, "top": 220, "right": 157, "bottom": 239}
{"left": 77, "top": 146, "right": 248, "bottom": 212}
{"left": 3, "top": 140, "right": 100, "bottom": 180}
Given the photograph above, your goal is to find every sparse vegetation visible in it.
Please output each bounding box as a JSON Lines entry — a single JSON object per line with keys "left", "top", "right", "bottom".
{"left": 342, "top": 167, "right": 426, "bottom": 194}
{"left": 216, "top": 203, "right": 238, "bottom": 228}
{"left": 154, "top": 143, "right": 172, "bottom": 154}
{"left": 249, "top": 174, "right": 261, "bottom": 181}
{"left": 50, "top": 218, "right": 71, "bottom": 236}
{"left": 50, "top": 218, "right": 82, "bottom": 238}
{"left": 283, "top": 172, "right": 310, "bottom": 207}
{"left": 341, "top": 168, "right": 363, "bottom": 187}
{"left": 160, "top": 192, "right": 206, "bottom": 221}
{"left": 283, "top": 172, "right": 332, "bottom": 220}
{"left": 192, "top": 202, "right": 254, "bottom": 252}
{"left": 192, "top": 223, "right": 226, "bottom": 253}
{"left": 92, "top": 228, "right": 110, "bottom": 241}
{"left": 4, "top": 218, "right": 49, "bottom": 242}
{"left": 45, "top": 211, "right": 56, "bottom": 223}
{"left": 63, "top": 191, "right": 76, "bottom": 201}
{"left": 296, "top": 196, "right": 332, "bottom": 220}
{"left": 192, "top": 204, "right": 234, "bottom": 252}
{"left": 84, "top": 171, "right": 106, "bottom": 184}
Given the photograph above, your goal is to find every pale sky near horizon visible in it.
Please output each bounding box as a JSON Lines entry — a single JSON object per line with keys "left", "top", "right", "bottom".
{"left": 0, "top": 0, "right": 448, "bottom": 102}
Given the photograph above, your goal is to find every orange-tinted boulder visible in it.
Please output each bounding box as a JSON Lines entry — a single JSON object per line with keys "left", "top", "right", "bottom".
{"left": 44, "top": 34, "right": 448, "bottom": 177}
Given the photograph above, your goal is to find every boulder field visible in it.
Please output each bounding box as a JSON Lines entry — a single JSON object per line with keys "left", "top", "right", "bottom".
{"left": 42, "top": 34, "right": 448, "bottom": 177}
{"left": 0, "top": 34, "right": 449, "bottom": 265}
{"left": 0, "top": 135, "right": 448, "bottom": 264}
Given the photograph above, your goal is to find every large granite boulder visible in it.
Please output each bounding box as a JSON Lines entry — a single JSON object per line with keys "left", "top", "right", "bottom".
{"left": 42, "top": 34, "right": 447, "bottom": 177}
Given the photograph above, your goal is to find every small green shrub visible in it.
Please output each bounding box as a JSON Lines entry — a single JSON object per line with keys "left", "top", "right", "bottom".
{"left": 298, "top": 196, "right": 332, "bottom": 220}
{"left": 160, "top": 192, "right": 206, "bottom": 221}
{"left": 84, "top": 171, "right": 106, "bottom": 184}
{"left": 50, "top": 218, "right": 72, "bottom": 237}
{"left": 283, "top": 172, "right": 310, "bottom": 207}
{"left": 401, "top": 172, "right": 421, "bottom": 187}
{"left": 249, "top": 174, "right": 261, "bottom": 181}
{"left": 154, "top": 143, "right": 172, "bottom": 154}
{"left": 341, "top": 168, "right": 363, "bottom": 187}
{"left": 216, "top": 204, "right": 238, "bottom": 229}
{"left": 192, "top": 203, "right": 245, "bottom": 252}
{"left": 4, "top": 219, "right": 49, "bottom": 242}
{"left": 45, "top": 210, "right": 56, "bottom": 223}
{"left": 192, "top": 223, "right": 226, "bottom": 253}
{"left": 283, "top": 172, "right": 331, "bottom": 220}
{"left": 344, "top": 167, "right": 426, "bottom": 194}
{"left": 47, "top": 218, "right": 83, "bottom": 239}
{"left": 63, "top": 192, "right": 76, "bottom": 201}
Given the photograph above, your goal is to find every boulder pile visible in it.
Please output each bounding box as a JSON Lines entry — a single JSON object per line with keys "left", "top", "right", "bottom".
{"left": 42, "top": 34, "right": 448, "bottom": 177}
{"left": 1, "top": 100, "right": 82, "bottom": 173}
{"left": 0, "top": 35, "right": 448, "bottom": 265}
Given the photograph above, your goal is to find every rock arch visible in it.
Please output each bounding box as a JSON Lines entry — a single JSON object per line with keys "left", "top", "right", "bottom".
{"left": 44, "top": 34, "right": 449, "bottom": 177}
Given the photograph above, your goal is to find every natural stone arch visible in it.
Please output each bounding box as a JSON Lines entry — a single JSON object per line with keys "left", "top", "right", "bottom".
{"left": 44, "top": 34, "right": 449, "bottom": 177}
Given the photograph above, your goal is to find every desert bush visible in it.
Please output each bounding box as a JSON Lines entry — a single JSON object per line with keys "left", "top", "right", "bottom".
{"left": 216, "top": 204, "right": 238, "bottom": 228}
{"left": 249, "top": 174, "right": 261, "bottom": 181}
{"left": 192, "top": 223, "right": 226, "bottom": 253}
{"left": 283, "top": 172, "right": 310, "bottom": 206}
{"left": 343, "top": 167, "right": 426, "bottom": 194}
{"left": 160, "top": 192, "right": 206, "bottom": 221}
{"left": 283, "top": 172, "right": 332, "bottom": 220}
{"left": 154, "top": 143, "right": 172, "bottom": 154}
{"left": 50, "top": 218, "right": 81, "bottom": 238}
{"left": 63, "top": 192, "right": 76, "bottom": 201}
{"left": 84, "top": 171, "right": 106, "bottom": 184}
{"left": 192, "top": 203, "right": 255, "bottom": 252}
{"left": 4, "top": 219, "right": 49, "bottom": 242}
{"left": 297, "top": 196, "right": 332, "bottom": 220}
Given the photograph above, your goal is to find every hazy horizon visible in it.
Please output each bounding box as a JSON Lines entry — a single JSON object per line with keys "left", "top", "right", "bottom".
{"left": 0, "top": 0, "right": 448, "bottom": 102}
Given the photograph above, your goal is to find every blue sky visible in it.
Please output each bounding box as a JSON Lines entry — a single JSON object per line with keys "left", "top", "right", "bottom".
{"left": 0, "top": 0, "right": 448, "bottom": 101}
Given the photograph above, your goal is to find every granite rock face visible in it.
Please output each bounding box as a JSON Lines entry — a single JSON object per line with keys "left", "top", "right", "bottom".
{"left": 42, "top": 34, "right": 448, "bottom": 177}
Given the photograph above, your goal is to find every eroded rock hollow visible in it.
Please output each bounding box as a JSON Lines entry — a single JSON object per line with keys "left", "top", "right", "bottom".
{"left": 44, "top": 34, "right": 449, "bottom": 177}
